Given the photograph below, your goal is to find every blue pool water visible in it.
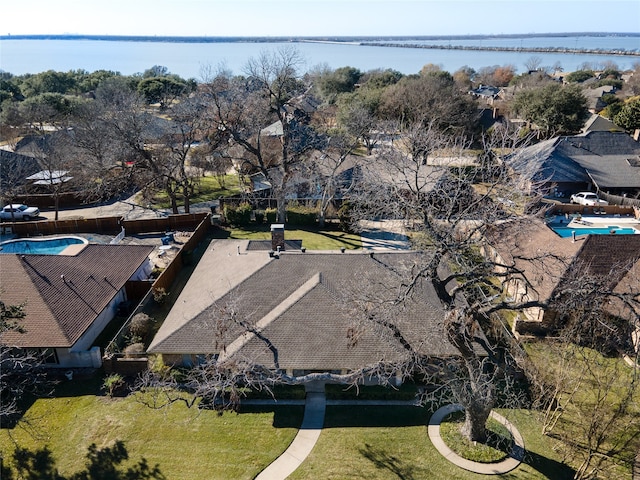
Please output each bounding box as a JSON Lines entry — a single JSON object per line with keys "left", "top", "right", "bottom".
{"left": 0, "top": 236, "right": 87, "bottom": 254}
{"left": 550, "top": 225, "right": 639, "bottom": 238}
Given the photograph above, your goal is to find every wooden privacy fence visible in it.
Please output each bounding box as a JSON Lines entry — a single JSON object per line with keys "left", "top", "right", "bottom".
{"left": 150, "top": 213, "right": 211, "bottom": 294}
{"left": 103, "top": 213, "right": 211, "bottom": 372}
{"left": 5, "top": 212, "right": 209, "bottom": 236}
{"left": 598, "top": 191, "right": 640, "bottom": 208}
{"left": 546, "top": 204, "right": 638, "bottom": 217}
{"left": 122, "top": 213, "right": 209, "bottom": 234}
{"left": 7, "top": 217, "right": 121, "bottom": 236}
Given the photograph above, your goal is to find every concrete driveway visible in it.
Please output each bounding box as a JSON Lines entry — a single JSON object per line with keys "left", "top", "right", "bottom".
{"left": 39, "top": 194, "right": 219, "bottom": 221}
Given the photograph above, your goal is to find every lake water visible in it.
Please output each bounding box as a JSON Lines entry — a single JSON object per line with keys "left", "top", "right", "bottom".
{"left": 1, "top": 35, "right": 638, "bottom": 79}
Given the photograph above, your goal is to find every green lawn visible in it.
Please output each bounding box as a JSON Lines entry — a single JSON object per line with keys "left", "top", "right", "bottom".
{"left": 290, "top": 406, "right": 575, "bottom": 480}
{"left": 214, "top": 224, "right": 362, "bottom": 250}
{"left": 150, "top": 174, "right": 243, "bottom": 209}
{"left": 2, "top": 375, "right": 577, "bottom": 480}
{"left": 0, "top": 375, "right": 302, "bottom": 480}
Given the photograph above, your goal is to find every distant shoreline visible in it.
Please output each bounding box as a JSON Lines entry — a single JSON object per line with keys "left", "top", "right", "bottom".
{"left": 365, "top": 42, "right": 640, "bottom": 57}
{"left": 1, "top": 32, "right": 639, "bottom": 43}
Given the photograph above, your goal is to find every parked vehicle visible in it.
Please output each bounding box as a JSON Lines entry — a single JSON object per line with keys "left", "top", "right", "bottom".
{"left": 0, "top": 204, "right": 40, "bottom": 221}
{"left": 569, "top": 192, "right": 609, "bottom": 206}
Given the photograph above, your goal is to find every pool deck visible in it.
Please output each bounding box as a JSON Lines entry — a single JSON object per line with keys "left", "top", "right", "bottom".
{"left": 552, "top": 214, "right": 640, "bottom": 231}
{"left": 59, "top": 243, "right": 89, "bottom": 255}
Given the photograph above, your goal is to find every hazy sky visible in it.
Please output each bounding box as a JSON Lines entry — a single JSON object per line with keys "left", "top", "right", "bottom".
{"left": 4, "top": 0, "right": 640, "bottom": 37}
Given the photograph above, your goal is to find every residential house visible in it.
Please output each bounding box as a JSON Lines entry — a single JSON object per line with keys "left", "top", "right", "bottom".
{"left": 485, "top": 217, "right": 640, "bottom": 345}
{"left": 148, "top": 240, "right": 467, "bottom": 380}
{"left": 0, "top": 150, "right": 41, "bottom": 201}
{"left": 582, "top": 85, "right": 616, "bottom": 114}
{"left": 483, "top": 217, "right": 583, "bottom": 334}
{"left": 505, "top": 130, "right": 640, "bottom": 197}
{"left": 468, "top": 85, "right": 500, "bottom": 105}
{"left": 581, "top": 113, "right": 625, "bottom": 133}
{"left": 0, "top": 244, "right": 154, "bottom": 368}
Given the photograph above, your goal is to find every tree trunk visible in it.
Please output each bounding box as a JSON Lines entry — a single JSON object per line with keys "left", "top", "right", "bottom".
{"left": 183, "top": 184, "right": 191, "bottom": 214}
{"left": 275, "top": 190, "right": 286, "bottom": 223}
{"left": 461, "top": 402, "right": 491, "bottom": 443}
{"left": 54, "top": 192, "right": 60, "bottom": 221}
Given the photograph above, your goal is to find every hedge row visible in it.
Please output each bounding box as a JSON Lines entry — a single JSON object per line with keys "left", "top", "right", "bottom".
{"left": 223, "top": 203, "right": 320, "bottom": 226}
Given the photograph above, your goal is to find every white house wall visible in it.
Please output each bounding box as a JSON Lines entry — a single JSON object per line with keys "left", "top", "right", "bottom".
{"left": 54, "top": 346, "right": 102, "bottom": 368}
{"left": 72, "top": 289, "right": 126, "bottom": 353}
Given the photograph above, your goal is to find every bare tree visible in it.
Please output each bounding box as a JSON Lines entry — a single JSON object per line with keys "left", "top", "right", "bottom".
{"left": 526, "top": 261, "right": 640, "bottom": 480}
{"left": 524, "top": 56, "right": 543, "bottom": 72}
{"left": 0, "top": 300, "right": 51, "bottom": 423}
{"left": 201, "top": 48, "right": 321, "bottom": 222}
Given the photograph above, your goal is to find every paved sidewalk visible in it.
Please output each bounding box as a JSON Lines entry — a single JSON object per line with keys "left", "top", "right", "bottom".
{"left": 427, "top": 404, "right": 524, "bottom": 475}
{"left": 255, "top": 392, "right": 326, "bottom": 480}
{"left": 359, "top": 219, "right": 410, "bottom": 250}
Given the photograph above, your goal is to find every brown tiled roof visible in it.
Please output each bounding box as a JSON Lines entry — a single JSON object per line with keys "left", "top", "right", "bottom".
{"left": 0, "top": 244, "right": 153, "bottom": 348}
{"left": 573, "top": 235, "right": 640, "bottom": 280}
{"left": 149, "top": 249, "right": 459, "bottom": 370}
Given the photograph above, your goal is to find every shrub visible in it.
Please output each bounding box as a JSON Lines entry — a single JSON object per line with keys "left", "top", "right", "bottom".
{"left": 286, "top": 205, "right": 318, "bottom": 226}
{"left": 129, "top": 313, "right": 153, "bottom": 338}
{"left": 224, "top": 203, "right": 252, "bottom": 226}
{"left": 254, "top": 210, "right": 265, "bottom": 224}
{"left": 102, "top": 373, "right": 124, "bottom": 397}
{"left": 337, "top": 201, "right": 353, "bottom": 232}
{"left": 265, "top": 208, "right": 278, "bottom": 223}
{"left": 152, "top": 287, "right": 168, "bottom": 304}
{"left": 123, "top": 342, "right": 145, "bottom": 358}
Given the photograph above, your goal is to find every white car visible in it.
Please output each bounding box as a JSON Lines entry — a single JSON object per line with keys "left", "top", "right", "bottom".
{"left": 0, "top": 204, "right": 40, "bottom": 221}
{"left": 569, "top": 192, "right": 609, "bottom": 206}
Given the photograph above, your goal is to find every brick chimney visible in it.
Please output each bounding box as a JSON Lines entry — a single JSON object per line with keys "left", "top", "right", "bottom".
{"left": 271, "top": 224, "right": 285, "bottom": 251}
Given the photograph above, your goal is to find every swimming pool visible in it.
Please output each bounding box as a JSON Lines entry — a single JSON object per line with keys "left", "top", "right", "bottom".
{"left": 0, "top": 236, "right": 88, "bottom": 255}
{"left": 549, "top": 225, "right": 639, "bottom": 238}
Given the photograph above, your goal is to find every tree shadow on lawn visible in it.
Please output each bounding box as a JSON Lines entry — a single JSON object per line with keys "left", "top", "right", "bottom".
{"left": 314, "top": 230, "right": 362, "bottom": 249}
{"left": 323, "top": 405, "right": 430, "bottom": 428}
{"left": 519, "top": 449, "right": 576, "bottom": 480}
{"left": 359, "top": 443, "right": 419, "bottom": 480}
{"left": 237, "top": 404, "right": 305, "bottom": 429}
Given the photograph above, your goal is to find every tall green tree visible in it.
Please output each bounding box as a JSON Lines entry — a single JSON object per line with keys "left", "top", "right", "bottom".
{"left": 613, "top": 96, "right": 640, "bottom": 132}
{"left": 511, "top": 83, "right": 588, "bottom": 138}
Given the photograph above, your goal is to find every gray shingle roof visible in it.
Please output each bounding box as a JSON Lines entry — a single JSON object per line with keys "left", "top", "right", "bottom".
{"left": 507, "top": 132, "right": 640, "bottom": 189}
{"left": 0, "top": 244, "right": 153, "bottom": 348}
{"left": 148, "top": 245, "right": 459, "bottom": 370}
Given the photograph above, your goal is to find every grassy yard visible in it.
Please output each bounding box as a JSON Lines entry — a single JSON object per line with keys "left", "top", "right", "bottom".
{"left": 150, "top": 174, "right": 243, "bottom": 209}
{"left": 290, "top": 406, "right": 575, "bottom": 480}
{"left": 2, "top": 373, "right": 578, "bottom": 480}
{"left": 213, "top": 224, "right": 362, "bottom": 251}
{"left": 0, "top": 374, "right": 302, "bottom": 480}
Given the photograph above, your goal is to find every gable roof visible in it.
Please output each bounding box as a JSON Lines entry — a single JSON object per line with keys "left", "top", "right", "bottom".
{"left": 507, "top": 131, "right": 640, "bottom": 189}
{"left": 582, "top": 114, "right": 624, "bottom": 133}
{"left": 487, "top": 219, "right": 640, "bottom": 312}
{"left": 506, "top": 137, "right": 589, "bottom": 185}
{"left": 572, "top": 234, "right": 640, "bottom": 281}
{"left": 0, "top": 244, "right": 153, "bottom": 348}
{"left": 0, "top": 150, "right": 42, "bottom": 187}
{"left": 148, "top": 241, "right": 460, "bottom": 370}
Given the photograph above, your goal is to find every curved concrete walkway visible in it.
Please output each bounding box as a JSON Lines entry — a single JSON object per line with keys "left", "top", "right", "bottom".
{"left": 428, "top": 404, "right": 525, "bottom": 475}
{"left": 255, "top": 392, "right": 326, "bottom": 480}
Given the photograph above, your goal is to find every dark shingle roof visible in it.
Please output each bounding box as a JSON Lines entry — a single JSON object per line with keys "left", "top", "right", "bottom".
{"left": 149, "top": 251, "right": 459, "bottom": 370}
{"left": 0, "top": 244, "right": 153, "bottom": 348}
{"left": 0, "top": 150, "right": 41, "bottom": 187}
{"left": 507, "top": 131, "right": 640, "bottom": 189}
